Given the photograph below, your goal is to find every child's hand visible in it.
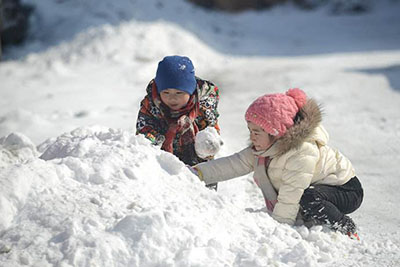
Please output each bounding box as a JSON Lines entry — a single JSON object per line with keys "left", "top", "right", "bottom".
{"left": 195, "top": 127, "right": 223, "bottom": 159}
{"left": 187, "top": 165, "right": 199, "bottom": 176}
{"left": 186, "top": 165, "right": 204, "bottom": 181}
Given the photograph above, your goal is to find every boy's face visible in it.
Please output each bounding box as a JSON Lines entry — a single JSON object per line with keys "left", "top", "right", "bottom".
{"left": 247, "top": 121, "right": 276, "bottom": 151}
{"left": 160, "top": 88, "right": 190, "bottom": 110}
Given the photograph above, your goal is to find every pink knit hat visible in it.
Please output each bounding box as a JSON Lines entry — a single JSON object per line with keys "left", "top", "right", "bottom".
{"left": 245, "top": 88, "right": 307, "bottom": 137}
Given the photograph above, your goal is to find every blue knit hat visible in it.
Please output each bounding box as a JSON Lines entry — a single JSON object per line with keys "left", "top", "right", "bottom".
{"left": 155, "top": 56, "right": 197, "bottom": 95}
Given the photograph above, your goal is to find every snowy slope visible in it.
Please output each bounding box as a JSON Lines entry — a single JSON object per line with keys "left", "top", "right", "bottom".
{"left": 0, "top": 128, "right": 396, "bottom": 267}
{"left": 1, "top": 0, "right": 400, "bottom": 266}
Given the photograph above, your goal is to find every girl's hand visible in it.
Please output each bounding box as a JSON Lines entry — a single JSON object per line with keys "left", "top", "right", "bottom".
{"left": 186, "top": 165, "right": 203, "bottom": 181}
{"left": 187, "top": 165, "right": 199, "bottom": 176}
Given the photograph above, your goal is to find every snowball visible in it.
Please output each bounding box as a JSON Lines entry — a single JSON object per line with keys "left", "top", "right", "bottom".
{"left": 194, "top": 127, "right": 223, "bottom": 159}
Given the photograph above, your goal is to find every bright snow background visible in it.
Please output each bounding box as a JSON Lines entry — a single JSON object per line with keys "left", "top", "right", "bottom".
{"left": 1, "top": 0, "right": 400, "bottom": 266}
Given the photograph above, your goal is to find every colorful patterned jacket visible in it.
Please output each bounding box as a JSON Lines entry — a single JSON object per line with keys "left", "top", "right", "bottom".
{"left": 136, "top": 78, "right": 220, "bottom": 165}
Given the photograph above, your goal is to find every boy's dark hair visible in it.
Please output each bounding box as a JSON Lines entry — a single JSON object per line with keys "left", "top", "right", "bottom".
{"left": 293, "top": 110, "right": 304, "bottom": 124}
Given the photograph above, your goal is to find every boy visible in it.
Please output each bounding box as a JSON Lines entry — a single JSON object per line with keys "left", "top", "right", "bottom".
{"left": 136, "top": 56, "right": 222, "bottom": 184}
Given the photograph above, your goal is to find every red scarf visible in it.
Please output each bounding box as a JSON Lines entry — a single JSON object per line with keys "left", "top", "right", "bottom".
{"left": 150, "top": 83, "right": 199, "bottom": 153}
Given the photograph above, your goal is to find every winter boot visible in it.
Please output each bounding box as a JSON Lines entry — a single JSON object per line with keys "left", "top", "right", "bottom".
{"left": 332, "top": 215, "right": 360, "bottom": 241}
{"left": 206, "top": 182, "right": 218, "bottom": 191}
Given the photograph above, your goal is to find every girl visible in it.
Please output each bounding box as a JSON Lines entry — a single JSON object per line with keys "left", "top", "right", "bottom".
{"left": 193, "top": 88, "right": 363, "bottom": 239}
{"left": 136, "top": 56, "right": 222, "bottom": 190}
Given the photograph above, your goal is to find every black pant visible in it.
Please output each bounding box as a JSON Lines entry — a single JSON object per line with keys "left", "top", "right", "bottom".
{"left": 300, "top": 177, "right": 363, "bottom": 228}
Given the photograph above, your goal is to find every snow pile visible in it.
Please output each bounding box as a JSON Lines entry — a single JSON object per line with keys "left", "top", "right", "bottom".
{"left": 12, "top": 0, "right": 224, "bottom": 69}
{"left": 0, "top": 126, "right": 389, "bottom": 267}
{"left": 0, "top": 132, "right": 38, "bottom": 168}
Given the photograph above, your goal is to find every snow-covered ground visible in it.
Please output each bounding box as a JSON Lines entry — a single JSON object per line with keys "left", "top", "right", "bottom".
{"left": 1, "top": 0, "right": 400, "bottom": 266}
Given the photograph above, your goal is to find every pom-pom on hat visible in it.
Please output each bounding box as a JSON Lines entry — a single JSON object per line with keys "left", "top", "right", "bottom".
{"left": 245, "top": 88, "right": 307, "bottom": 137}
{"left": 155, "top": 55, "right": 197, "bottom": 95}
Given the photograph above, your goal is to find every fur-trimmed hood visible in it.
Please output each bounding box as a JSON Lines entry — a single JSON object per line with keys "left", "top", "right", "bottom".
{"left": 255, "top": 98, "right": 323, "bottom": 158}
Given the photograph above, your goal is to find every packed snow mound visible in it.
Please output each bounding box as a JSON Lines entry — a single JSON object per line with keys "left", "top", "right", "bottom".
{"left": 0, "top": 132, "right": 39, "bottom": 168}
{"left": 0, "top": 126, "right": 397, "bottom": 267}
{"left": 17, "top": 0, "right": 224, "bottom": 72}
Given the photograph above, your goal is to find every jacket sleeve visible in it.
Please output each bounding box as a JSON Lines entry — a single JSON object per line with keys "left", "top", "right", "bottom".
{"left": 136, "top": 94, "right": 166, "bottom": 145}
{"left": 195, "top": 147, "right": 254, "bottom": 185}
{"left": 272, "top": 142, "right": 319, "bottom": 225}
{"left": 196, "top": 80, "right": 220, "bottom": 132}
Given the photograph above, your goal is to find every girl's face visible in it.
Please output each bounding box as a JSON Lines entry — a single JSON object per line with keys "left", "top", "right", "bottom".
{"left": 247, "top": 121, "right": 276, "bottom": 151}
{"left": 160, "top": 88, "right": 191, "bottom": 110}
